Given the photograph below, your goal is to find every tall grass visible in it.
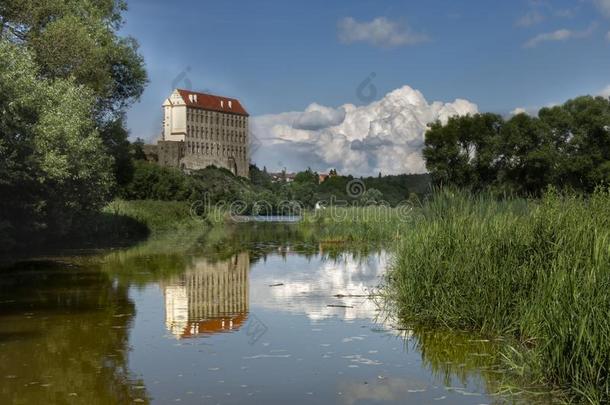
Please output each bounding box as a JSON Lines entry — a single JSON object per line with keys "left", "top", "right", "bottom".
{"left": 299, "top": 205, "right": 411, "bottom": 242}
{"left": 103, "top": 200, "right": 203, "bottom": 234}
{"left": 386, "top": 188, "right": 610, "bottom": 403}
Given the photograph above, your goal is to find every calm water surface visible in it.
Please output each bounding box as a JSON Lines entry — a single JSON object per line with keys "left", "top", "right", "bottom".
{"left": 0, "top": 224, "right": 554, "bottom": 404}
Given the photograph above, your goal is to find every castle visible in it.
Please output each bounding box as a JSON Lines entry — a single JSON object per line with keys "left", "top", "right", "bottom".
{"left": 163, "top": 252, "right": 249, "bottom": 339}
{"left": 145, "top": 89, "right": 250, "bottom": 177}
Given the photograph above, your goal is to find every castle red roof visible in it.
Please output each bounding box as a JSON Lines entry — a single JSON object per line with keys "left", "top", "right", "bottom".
{"left": 177, "top": 89, "right": 249, "bottom": 116}
{"left": 179, "top": 314, "right": 248, "bottom": 339}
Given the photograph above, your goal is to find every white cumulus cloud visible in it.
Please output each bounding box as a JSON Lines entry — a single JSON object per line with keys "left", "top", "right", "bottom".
{"left": 524, "top": 23, "right": 596, "bottom": 48}
{"left": 511, "top": 107, "right": 529, "bottom": 116}
{"left": 250, "top": 86, "right": 478, "bottom": 176}
{"left": 292, "top": 103, "right": 346, "bottom": 130}
{"left": 337, "top": 17, "right": 429, "bottom": 48}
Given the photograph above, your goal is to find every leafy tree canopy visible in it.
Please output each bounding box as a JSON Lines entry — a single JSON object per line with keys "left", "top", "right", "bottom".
{"left": 424, "top": 96, "right": 610, "bottom": 195}
{"left": 1, "top": 0, "right": 148, "bottom": 187}
{"left": 0, "top": 0, "right": 147, "bottom": 119}
{"left": 0, "top": 40, "right": 114, "bottom": 247}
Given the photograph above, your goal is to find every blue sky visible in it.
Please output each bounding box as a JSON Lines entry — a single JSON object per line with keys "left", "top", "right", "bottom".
{"left": 122, "top": 0, "right": 610, "bottom": 141}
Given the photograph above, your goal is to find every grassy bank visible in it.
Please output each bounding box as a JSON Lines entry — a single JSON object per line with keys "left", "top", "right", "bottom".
{"left": 103, "top": 200, "right": 204, "bottom": 235}
{"left": 299, "top": 205, "right": 411, "bottom": 242}
{"left": 385, "top": 189, "right": 610, "bottom": 403}
{"left": 58, "top": 200, "right": 208, "bottom": 248}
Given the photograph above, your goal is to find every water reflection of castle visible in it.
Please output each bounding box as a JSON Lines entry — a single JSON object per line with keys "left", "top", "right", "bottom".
{"left": 163, "top": 252, "right": 249, "bottom": 339}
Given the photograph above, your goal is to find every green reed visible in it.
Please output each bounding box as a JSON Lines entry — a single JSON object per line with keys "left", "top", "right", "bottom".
{"left": 299, "top": 205, "right": 411, "bottom": 242}
{"left": 386, "top": 188, "right": 610, "bottom": 403}
{"left": 104, "top": 200, "right": 202, "bottom": 234}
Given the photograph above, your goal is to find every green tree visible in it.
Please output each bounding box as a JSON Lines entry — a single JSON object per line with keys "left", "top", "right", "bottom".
{"left": 424, "top": 97, "right": 610, "bottom": 195}
{"left": 1, "top": 0, "right": 147, "bottom": 184}
{"left": 101, "top": 116, "right": 135, "bottom": 188}
{"left": 294, "top": 168, "right": 319, "bottom": 185}
{"left": 0, "top": 40, "right": 114, "bottom": 247}
{"left": 496, "top": 113, "right": 558, "bottom": 195}
{"left": 249, "top": 163, "right": 273, "bottom": 188}
{"left": 540, "top": 96, "right": 610, "bottom": 190}
{"left": 423, "top": 113, "right": 502, "bottom": 190}
{"left": 131, "top": 137, "right": 148, "bottom": 161}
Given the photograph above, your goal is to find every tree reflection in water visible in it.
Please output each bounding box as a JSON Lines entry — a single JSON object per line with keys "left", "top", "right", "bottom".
{"left": 0, "top": 261, "right": 149, "bottom": 404}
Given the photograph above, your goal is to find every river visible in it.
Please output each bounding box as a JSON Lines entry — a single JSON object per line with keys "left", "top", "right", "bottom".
{"left": 0, "top": 223, "right": 555, "bottom": 404}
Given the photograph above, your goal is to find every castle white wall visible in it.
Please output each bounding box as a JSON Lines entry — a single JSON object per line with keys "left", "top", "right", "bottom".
{"left": 159, "top": 89, "right": 249, "bottom": 177}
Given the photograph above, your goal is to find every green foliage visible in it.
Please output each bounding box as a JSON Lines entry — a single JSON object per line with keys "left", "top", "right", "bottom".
{"left": 120, "top": 161, "right": 194, "bottom": 201}
{"left": 540, "top": 97, "right": 610, "bottom": 191}
{"left": 424, "top": 113, "right": 503, "bottom": 190}
{"left": 104, "top": 200, "right": 201, "bottom": 234}
{"left": 299, "top": 206, "right": 410, "bottom": 243}
{"left": 294, "top": 167, "right": 319, "bottom": 184}
{"left": 121, "top": 162, "right": 431, "bottom": 214}
{"left": 314, "top": 173, "right": 430, "bottom": 206}
{"left": 0, "top": 40, "right": 114, "bottom": 249}
{"left": 100, "top": 116, "right": 135, "bottom": 187}
{"left": 424, "top": 97, "right": 610, "bottom": 195}
{"left": 360, "top": 187, "right": 383, "bottom": 204}
{"left": 1, "top": 0, "right": 148, "bottom": 186}
{"left": 120, "top": 161, "right": 258, "bottom": 212}
{"left": 1, "top": 0, "right": 147, "bottom": 117}
{"left": 131, "top": 137, "right": 147, "bottom": 161}
{"left": 0, "top": 0, "right": 148, "bottom": 249}
{"left": 249, "top": 164, "right": 273, "bottom": 188}
{"left": 386, "top": 188, "right": 610, "bottom": 403}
